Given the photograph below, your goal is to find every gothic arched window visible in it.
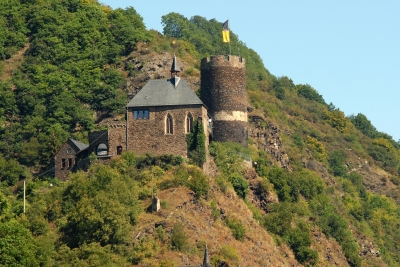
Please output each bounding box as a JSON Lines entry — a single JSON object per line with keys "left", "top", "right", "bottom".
{"left": 186, "top": 113, "right": 193, "bottom": 133}
{"left": 166, "top": 114, "right": 173, "bottom": 134}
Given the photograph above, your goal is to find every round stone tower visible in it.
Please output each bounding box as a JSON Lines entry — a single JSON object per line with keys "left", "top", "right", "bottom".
{"left": 200, "top": 55, "right": 248, "bottom": 146}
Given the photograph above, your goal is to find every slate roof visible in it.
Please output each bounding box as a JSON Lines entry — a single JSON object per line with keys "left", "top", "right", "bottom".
{"left": 171, "top": 55, "right": 180, "bottom": 72}
{"left": 69, "top": 138, "right": 89, "bottom": 152}
{"left": 126, "top": 78, "right": 204, "bottom": 108}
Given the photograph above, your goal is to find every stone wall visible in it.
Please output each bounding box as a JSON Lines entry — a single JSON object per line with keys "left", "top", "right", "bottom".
{"left": 127, "top": 105, "right": 208, "bottom": 157}
{"left": 200, "top": 55, "right": 248, "bottom": 146}
{"left": 54, "top": 140, "right": 80, "bottom": 180}
{"left": 212, "top": 121, "right": 248, "bottom": 145}
{"left": 89, "top": 130, "right": 109, "bottom": 156}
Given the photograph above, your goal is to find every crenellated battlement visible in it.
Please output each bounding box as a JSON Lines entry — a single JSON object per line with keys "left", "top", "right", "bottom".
{"left": 201, "top": 55, "right": 245, "bottom": 68}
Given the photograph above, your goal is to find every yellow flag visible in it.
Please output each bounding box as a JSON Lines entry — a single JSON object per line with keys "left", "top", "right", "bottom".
{"left": 222, "top": 20, "right": 230, "bottom": 43}
{"left": 222, "top": 30, "right": 230, "bottom": 42}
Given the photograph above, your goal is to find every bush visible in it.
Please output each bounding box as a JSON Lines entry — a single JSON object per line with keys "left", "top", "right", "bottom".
{"left": 170, "top": 223, "right": 188, "bottom": 251}
{"left": 225, "top": 218, "right": 246, "bottom": 241}
{"left": 211, "top": 201, "right": 220, "bottom": 221}
{"left": 228, "top": 173, "right": 248, "bottom": 199}
{"left": 219, "top": 244, "right": 240, "bottom": 261}
{"left": 295, "top": 170, "right": 324, "bottom": 200}
{"left": 263, "top": 166, "right": 298, "bottom": 202}
{"left": 323, "top": 109, "right": 347, "bottom": 132}
{"left": 328, "top": 150, "right": 347, "bottom": 177}
{"left": 297, "top": 84, "right": 326, "bottom": 105}
{"left": 186, "top": 119, "right": 206, "bottom": 167}
{"left": 263, "top": 202, "right": 293, "bottom": 235}
{"left": 187, "top": 167, "right": 209, "bottom": 198}
{"left": 349, "top": 113, "right": 378, "bottom": 138}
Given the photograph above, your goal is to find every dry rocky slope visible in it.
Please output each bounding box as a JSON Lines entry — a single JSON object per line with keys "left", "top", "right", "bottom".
{"left": 107, "top": 50, "right": 389, "bottom": 266}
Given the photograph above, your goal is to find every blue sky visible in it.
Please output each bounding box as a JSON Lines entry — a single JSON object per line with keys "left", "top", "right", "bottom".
{"left": 101, "top": 0, "right": 400, "bottom": 141}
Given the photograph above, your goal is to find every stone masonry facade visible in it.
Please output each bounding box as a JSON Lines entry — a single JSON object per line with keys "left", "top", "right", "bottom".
{"left": 200, "top": 55, "right": 248, "bottom": 146}
{"left": 53, "top": 139, "right": 88, "bottom": 180}
{"left": 127, "top": 105, "right": 208, "bottom": 157}
{"left": 89, "top": 123, "right": 126, "bottom": 158}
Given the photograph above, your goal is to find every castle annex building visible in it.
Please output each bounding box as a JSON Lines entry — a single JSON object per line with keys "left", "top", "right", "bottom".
{"left": 53, "top": 55, "right": 248, "bottom": 180}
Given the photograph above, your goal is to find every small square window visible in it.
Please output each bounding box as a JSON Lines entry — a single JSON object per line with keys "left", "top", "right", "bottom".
{"left": 133, "top": 109, "right": 149, "bottom": 120}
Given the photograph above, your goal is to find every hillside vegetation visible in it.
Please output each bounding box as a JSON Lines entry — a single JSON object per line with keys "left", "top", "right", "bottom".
{"left": 1, "top": 1, "right": 400, "bottom": 267}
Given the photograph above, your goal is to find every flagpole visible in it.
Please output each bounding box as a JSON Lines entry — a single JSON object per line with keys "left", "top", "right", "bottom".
{"left": 228, "top": 17, "right": 231, "bottom": 55}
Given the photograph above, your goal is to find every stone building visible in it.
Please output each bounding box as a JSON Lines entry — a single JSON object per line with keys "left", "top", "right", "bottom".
{"left": 52, "top": 54, "right": 248, "bottom": 178}
{"left": 52, "top": 138, "right": 89, "bottom": 180}
{"left": 125, "top": 55, "right": 208, "bottom": 157}
{"left": 88, "top": 122, "right": 126, "bottom": 159}
{"left": 200, "top": 55, "right": 248, "bottom": 146}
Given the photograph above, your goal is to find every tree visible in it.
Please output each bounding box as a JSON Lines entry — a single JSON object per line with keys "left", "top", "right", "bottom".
{"left": 0, "top": 220, "right": 39, "bottom": 267}
{"left": 297, "top": 84, "right": 326, "bottom": 105}
{"left": 186, "top": 119, "right": 206, "bottom": 167}
{"left": 348, "top": 113, "right": 377, "bottom": 138}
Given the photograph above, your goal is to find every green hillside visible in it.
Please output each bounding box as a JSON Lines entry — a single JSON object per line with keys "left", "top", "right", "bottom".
{"left": 1, "top": 1, "right": 400, "bottom": 266}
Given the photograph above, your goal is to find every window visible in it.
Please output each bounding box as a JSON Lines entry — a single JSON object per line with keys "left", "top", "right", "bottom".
{"left": 186, "top": 113, "right": 193, "bottom": 133}
{"left": 97, "top": 143, "right": 108, "bottom": 156}
{"left": 166, "top": 114, "right": 173, "bottom": 134}
{"left": 61, "top": 158, "right": 66, "bottom": 168}
{"left": 68, "top": 158, "right": 73, "bottom": 168}
{"left": 117, "top": 146, "right": 122, "bottom": 155}
{"left": 133, "top": 109, "right": 149, "bottom": 120}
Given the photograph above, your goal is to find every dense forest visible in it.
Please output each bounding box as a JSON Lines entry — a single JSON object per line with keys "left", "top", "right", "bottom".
{"left": 1, "top": 1, "right": 400, "bottom": 266}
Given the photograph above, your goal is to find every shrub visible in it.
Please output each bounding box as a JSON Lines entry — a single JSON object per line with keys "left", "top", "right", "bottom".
{"left": 211, "top": 200, "right": 220, "bottom": 221}
{"left": 219, "top": 244, "right": 240, "bottom": 261}
{"left": 187, "top": 167, "right": 209, "bottom": 198}
{"left": 295, "top": 169, "right": 324, "bottom": 200}
{"left": 170, "top": 223, "right": 188, "bottom": 251}
{"left": 263, "top": 166, "right": 299, "bottom": 202}
{"left": 186, "top": 119, "right": 206, "bottom": 167}
{"left": 328, "top": 150, "right": 347, "bottom": 177}
{"left": 323, "top": 109, "right": 347, "bottom": 132}
{"left": 292, "top": 133, "right": 303, "bottom": 149}
{"left": 306, "top": 136, "right": 327, "bottom": 162}
{"left": 136, "top": 154, "right": 183, "bottom": 170}
{"left": 263, "top": 202, "right": 293, "bottom": 235}
{"left": 228, "top": 173, "right": 248, "bottom": 199}
{"left": 297, "top": 84, "right": 326, "bottom": 105}
{"left": 225, "top": 217, "right": 246, "bottom": 241}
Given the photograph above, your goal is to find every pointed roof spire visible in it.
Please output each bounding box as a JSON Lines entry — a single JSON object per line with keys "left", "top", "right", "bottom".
{"left": 202, "top": 245, "right": 211, "bottom": 267}
{"left": 171, "top": 53, "right": 180, "bottom": 73}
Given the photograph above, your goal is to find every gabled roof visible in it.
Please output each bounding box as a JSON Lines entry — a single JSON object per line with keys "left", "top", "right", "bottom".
{"left": 126, "top": 78, "right": 204, "bottom": 108}
{"left": 69, "top": 138, "right": 89, "bottom": 152}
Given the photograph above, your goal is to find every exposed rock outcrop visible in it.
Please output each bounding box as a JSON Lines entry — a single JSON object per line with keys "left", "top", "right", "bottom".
{"left": 248, "top": 115, "right": 291, "bottom": 171}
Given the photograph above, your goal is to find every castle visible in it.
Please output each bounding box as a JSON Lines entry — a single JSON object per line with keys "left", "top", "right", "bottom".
{"left": 53, "top": 55, "right": 248, "bottom": 180}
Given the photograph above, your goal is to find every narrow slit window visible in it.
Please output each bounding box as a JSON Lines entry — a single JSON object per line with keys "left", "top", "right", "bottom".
{"left": 186, "top": 113, "right": 193, "bottom": 133}
{"left": 61, "top": 158, "right": 66, "bottom": 168}
{"left": 166, "top": 114, "right": 173, "bottom": 134}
